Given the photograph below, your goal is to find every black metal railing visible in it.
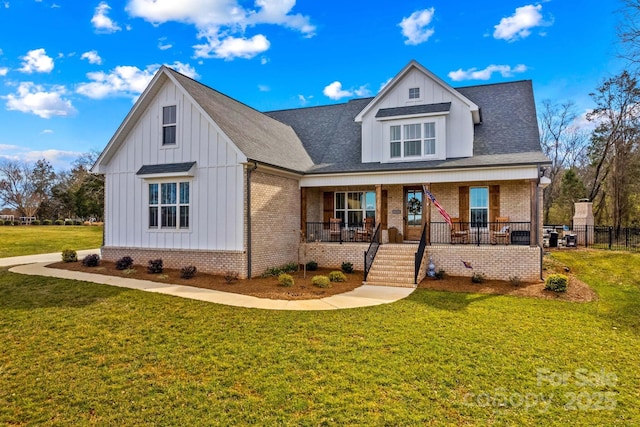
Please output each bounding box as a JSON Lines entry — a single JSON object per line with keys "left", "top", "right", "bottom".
{"left": 430, "top": 221, "right": 532, "bottom": 246}
{"left": 544, "top": 225, "right": 640, "bottom": 252}
{"left": 364, "top": 224, "right": 381, "bottom": 281}
{"left": 304, "top": 222, "right": 375, "bottom": 243}
{"left": 414, "top": 223, "right": 428, "bottom": 284}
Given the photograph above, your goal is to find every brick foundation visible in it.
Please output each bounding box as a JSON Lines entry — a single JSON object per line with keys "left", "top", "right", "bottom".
{"left": 300, "top": 242, "right": 369, "bottom": 272}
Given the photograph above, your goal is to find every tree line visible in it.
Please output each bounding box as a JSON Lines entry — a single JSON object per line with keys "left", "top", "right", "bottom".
{"left": 0, "top": 152, "right": 104, "bottom": 222}
{"left": 540, "top": 1, "right": 640, "bottom": 229}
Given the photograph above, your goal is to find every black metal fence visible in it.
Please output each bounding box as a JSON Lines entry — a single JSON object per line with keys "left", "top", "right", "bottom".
{"left": 544, "top": 225, "right": 640, "bottom": 252}
{"left": 429, "top": 221, "right": 532, "bottom": 246}
{"left": 304, "top": 222, "right": 375, "bottom": 243}
{"left": 364, "top": 225, "right": 381, "bottom": 281}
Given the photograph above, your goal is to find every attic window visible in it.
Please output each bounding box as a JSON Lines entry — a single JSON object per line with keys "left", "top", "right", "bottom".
{"left": 162, "top": 105, "right": 177, "bottom": 145}
{"left": 409, "top": 87, "right": 420, "bottom": 99}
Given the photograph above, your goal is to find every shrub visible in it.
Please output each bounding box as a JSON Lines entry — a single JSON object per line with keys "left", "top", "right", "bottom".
{"left": 435, "top": 269, "right": 446, "bottom": 280}
{"left": 341, "top": 262, "right": 354, "bottom": 274}
{"left": 61, "top": 249, "right": 78, "bottom": 263}
{"left": 54, "top": 219, "right": 64, "bottom": 225}
{"left": 4, "top": 220, "right": 12, "bottom": 226}
{"left": 81, "top": 254, "right": 101, "bottom": 267}
{"left": 12, "top": 221, "right": 20, "bottom": 226}
{"left": 74, "top": 220, "right": 83, "bottom": 225}
{"left": 305, "top": 260, "right": 318, "bottom": 271}
{"left": 64, "top": 219, "right": 74, "bottom": 226}
{"left": 278, "top": 273, "right": 294, "bottom": 287}
{"left": 224, "top": 271, "right": 239, "bottom": 284}
{"left": 30, "top": 220, "right": 40, "bottom": 225}
{"left": 42, "top": 219, "right": 52, "bottom": 226}
{"left": 147, "top": 259, "right": 164, "bottom": 274}
{"left": 328, "top": 271, "right": 347, "bottom": 282}
{"left": 262, "top": 262, "right": 298, "bottom": 277}
{"left": 471, "top": 272, "right": 486, "bottom": 284}
{"left": 509, "top": 276, "right": 523, "bottom": 287}
{"left": 545, "top": 274, "right": 568, "bottom": 292}
{"left": 180, "top": 265, "right": 197, "bottom": 279}
{"left": 115, "top": 256, "right": 134, "bottom": 270}
{"left": 312, "top": 275, "right": 331, "bottom": 288}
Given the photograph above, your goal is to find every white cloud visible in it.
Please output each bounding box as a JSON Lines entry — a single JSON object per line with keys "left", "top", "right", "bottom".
{"left": 0, "top": 145, "right": 83, "bottom": 170}
{"left": 399, "top": 8, "right": 435, "bottom": 45}
{"left": 158, "top": 38, "right": 172, "bottom": 50}
{"left": 493, "top": 4, "right": 546, "bottom": 42}
{"left": 76, "top": 62, "right": 199, "bottom": 99}
{"left": 323, "top": 81, "right": 371, "bottom": 100}
{"left": 297, "top": 94, "right": 311, "bottom": 105}
{"left": 448, "top": 64, "right": 528, "bottom": 81}
{"left": 258, "top": 84, "right": 269, "bottom": 92}
{"left": 81, "top": 50, "right": 102, "bottom": 65}
{"left": 194, "top": 34, "right": 270, "bottom": 60}
{"left": 125, "top": 0, "right": 315, "bottom": 59}
{"left": 40, "top": 129, "right": 54, "bottom": 134}
{"left": 0, "top": 67, "right": 8, "bottom": 76}
{"left": 19, "top": 48, "right": 54, "bottom": 73}
{"left": 92, "top": 2, "right": 122, "bottom": 33}
{"left": 5, "top": 82, "right": 76, "bottom": 118}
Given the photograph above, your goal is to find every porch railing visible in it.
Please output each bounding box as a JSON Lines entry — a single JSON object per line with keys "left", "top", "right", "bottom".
{"left": 430, "top": 221, "right": 532, "bottom": 246}
{"left": 364, "top": 224, "right": 381, "bottom": 281}
{"left": 414, "top": 223, "right": 428, "bottom": 284}
{"left": 304, "top": 222, "right": 375, "bottom": 243}
{"left": 544, "top": 224, "right": 640, "bottom": 251}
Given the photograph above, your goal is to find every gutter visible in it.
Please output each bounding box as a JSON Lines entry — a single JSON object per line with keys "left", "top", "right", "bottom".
{"left": 246, "top": 161, "right": 258, "bottom": 279}
{"left": 536, "top": 163, "right": 551, "bottom": 281}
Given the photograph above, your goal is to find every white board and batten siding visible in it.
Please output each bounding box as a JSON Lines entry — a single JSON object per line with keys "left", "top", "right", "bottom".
{"left": 361, "top": 68, "right": 474, "bottom": 163}
{"left": 104, "top": 79, "right": 246, "bottom": 252}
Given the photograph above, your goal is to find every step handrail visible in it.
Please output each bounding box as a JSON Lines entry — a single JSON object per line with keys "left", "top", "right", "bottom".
{"left": 364, "top": 224, "right": 381, "bottom": 281}
{"left": 414, "top": 223, "right": 428, "bottom": 284}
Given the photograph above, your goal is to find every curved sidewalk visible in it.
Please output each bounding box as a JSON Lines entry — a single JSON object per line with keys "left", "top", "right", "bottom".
{"left": 6, "top": 255, "right": 415, "bottom": 311}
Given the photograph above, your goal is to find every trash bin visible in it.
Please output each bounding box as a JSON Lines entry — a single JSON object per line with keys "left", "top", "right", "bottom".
{"left": 565, "top": 234, "right": 577, "bottom": 247}
{"left": 549, "top": 231, "right": 558, "bottom": 248}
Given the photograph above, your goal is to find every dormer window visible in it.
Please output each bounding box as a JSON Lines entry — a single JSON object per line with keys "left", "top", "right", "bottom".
{"left": 409, "top": 87, "right": 420, "bottom": 99}
{"left": 389, "top": 121, "right": 438, "bottom": 159}
{"left": 162, "top": 105, "right": 177, "bottom": 145}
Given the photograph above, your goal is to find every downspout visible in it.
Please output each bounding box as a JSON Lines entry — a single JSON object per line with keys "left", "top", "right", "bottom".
{"left": 246, "top": 161, "right": 258, "bottom": 279}
{"left": 536, "top": 164, "right": 545, "bottom": 281}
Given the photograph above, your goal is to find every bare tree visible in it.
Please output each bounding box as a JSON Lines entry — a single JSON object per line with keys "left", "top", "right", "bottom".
{"left": 0, "top": 159, "right": 44, "bottom": 218}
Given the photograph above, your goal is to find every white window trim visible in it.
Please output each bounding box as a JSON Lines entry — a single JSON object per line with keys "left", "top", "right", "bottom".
{"left": 334, "top": 191, "right": 376, "bottom": 227}
{"left": 384, "top": 116, "right": 446, "bottom": 162}
{"left": 161, "top": 103, "right": 179, "bottom": 149}
{"left": 408, "top": 87, "right": 421, "bottom": 101}
{"left": 147, "top": 179, "right": 192, "bottom": 232}
{"left": 469, "top": 186, "right": 489, "bottom": 230}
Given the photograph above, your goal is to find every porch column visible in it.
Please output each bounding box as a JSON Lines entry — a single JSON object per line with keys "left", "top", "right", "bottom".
{"left": 300, "top": 187, "right": 307, "bottom": 238}
{"left": 530, "top": 179, "right": 539, "bottom": 246}
{"left": 376, "top": 184, "right": 382, "bottom": 228}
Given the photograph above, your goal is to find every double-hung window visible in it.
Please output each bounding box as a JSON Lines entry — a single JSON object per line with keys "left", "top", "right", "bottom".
{"left": 470, "top": 187, "right": 488, "bottom": 228}
{"left": 335, "top": 191, "right": 375, "bottom": 226}
{"left": 162, "top": 105, "right": 177, "bottom": 145}
{"left": 149, "top": 181, "right": 190, "bottom": 229}
{"left": 390, "top": 121, "right": 437, "bottom": 159}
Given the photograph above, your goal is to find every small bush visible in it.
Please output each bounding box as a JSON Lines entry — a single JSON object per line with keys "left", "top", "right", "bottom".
{"left": 12, "top": 221, "right": 20, "bottom": 226}
{"left": 305, "top": 260, "right": 318, "bottom": 271}
{"left": 74, "top": 220, "right": 83, "bottom": 225}
{"left": 81, "top": 253, "right": 101, "bottom": 267}
{"left": 471, "top": 272, "right": 486, "bottom": 284}
{"left": 341, "top": 262, "right": 354, "bottom": 274}
{"left": 42, "top": 219, "right": 52, "bottom": 226}
{"left": 54, "top": 219, "right": 64, "bottom": 225}
{"left": 224, "top": 271, "right": 239, "bottom": 284}
{"left": 435, "top": 269, "right": 446, "bottom": 280}
{"left": 147, "top": 259, "right": 164, "bottom": 274}
{"left": 328, "top": 271, "right": 347, "bottom": 282}
{"left": 3, "top": 220, "right": 11, "bottom": 225}
{"left": 61, "top": 249, "right": 77, "bottom": 263}
{"left": 278, "top": 273, "right": 294, "bottom": 287}
{"left": 30, "top": 220, "right": 40, "bottom": 225}
{"left": 64, "top": 219, "right": 74, "bottom": 226}
{"left": 115, "top": 256, "right": 134, "bottom": 270}
{"left": 262, "top": 262, "right": 298, "bottom": 277}
{"left": 545, "top": 274, "right": 568, "bottom": 292}
{"left": 509, "top": 276, "right": 523, "bottom": 287}
{"left": 312, "top": 275, "right": 331, "bottom": 288}
{"left": 180, "top": 265, "right": 197, "bottom": 279}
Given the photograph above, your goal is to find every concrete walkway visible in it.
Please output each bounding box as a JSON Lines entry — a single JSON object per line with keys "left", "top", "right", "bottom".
{"left": 4, "top": 251, "right": 415, "bottom": 311}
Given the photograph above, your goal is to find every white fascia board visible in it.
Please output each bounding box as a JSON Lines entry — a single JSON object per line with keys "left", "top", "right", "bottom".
{"left": 300, "top": 165, "right": 538, "bottom": 187}
{"left": 376, "top": 111, "right": 449, "bottom": 121}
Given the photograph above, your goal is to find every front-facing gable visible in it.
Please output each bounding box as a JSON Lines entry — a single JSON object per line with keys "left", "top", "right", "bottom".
{"left": 355, "top": 60, "right": 481, "bottom": 164}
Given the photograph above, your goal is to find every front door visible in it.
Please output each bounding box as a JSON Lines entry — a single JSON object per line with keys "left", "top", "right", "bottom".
{"left": 404, "top": 186, "right": 424, "bottom": 241}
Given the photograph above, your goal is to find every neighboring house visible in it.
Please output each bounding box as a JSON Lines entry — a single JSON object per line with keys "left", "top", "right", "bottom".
{"left": 92, "top": 60, "right": 551, "bottom": 284}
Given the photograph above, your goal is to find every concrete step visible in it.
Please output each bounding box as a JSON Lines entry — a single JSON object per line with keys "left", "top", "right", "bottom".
{"left": 365, "top": 275, "right": 415, "bottom": 284}
{"left": 363, "top": 281, "right": 416, "bottom": 288}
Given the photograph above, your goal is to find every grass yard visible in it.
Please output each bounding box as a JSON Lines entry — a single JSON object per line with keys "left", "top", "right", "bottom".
{"left": 1, "top": 249, "right": 639, "bottom": 425}
{"left": 0, "top": 225, "right": 102, "bottom": 258}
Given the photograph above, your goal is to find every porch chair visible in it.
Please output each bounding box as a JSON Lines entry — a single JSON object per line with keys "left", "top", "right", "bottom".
{"left": 329, "top": 218, "right": 342, "bottom": 241}
{"left": 356, "top": 217, "right": 374, "bottom": 242}
{"left": 491, "top": 216, "right": 510, "bottom": 245}
{"left": 450, "top": 217, "right": 469, "bottom": 244}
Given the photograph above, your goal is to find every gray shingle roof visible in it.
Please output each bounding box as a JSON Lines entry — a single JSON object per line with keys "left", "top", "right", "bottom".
{"left": 266, "top": 80, "right": 548, "bottom": 174}
{"left": 375, "top": 102, "right": 451, "bottom": 118}
{"left": 166, "top": 68, "right": 314, "bottom": 173}
{"left": 137, "top": 162, "right": 196, "bottom": 175}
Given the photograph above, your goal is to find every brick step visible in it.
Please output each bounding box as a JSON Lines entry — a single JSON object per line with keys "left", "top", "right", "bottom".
{"left": 365, "top": 275, "right": 415, "bottom": 284}
{"left": 363, "top": 280, "right": 416, "bottom": 288}
{"left": 370, "top": 260, "right": 415, "bottom": 268}
{"left": 375, "top": 254, "right": 416, "bottom": 260}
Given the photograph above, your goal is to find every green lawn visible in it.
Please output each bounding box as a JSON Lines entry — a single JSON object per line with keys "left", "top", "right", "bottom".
{"left": 1, "top": 250, "right": 639, "bottom": 425}
{"left": 0, "top": 225, "right": 102, "bottom": 257}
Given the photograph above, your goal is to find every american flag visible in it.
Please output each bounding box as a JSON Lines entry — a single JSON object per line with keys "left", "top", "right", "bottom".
{"left": 422, "top": 185, "right": 452, "bottom": 227}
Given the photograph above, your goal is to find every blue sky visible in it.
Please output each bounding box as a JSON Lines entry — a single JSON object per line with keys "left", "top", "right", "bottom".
{"left": 0, "top": 0, "right": 624, "bottom": 170}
